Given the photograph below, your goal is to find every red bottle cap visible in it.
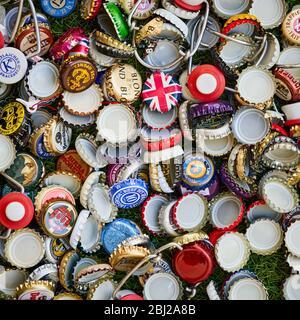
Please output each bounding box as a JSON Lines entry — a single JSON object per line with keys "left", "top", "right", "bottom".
{"left": 120, "top": 294, "right": 144, "bottom": 300}
{"left": 174, "top": 0, "right": 202, "bottom": 12}
{"left": 172, "top": 241, "right": 216, "bottom": 284}
{"left": 0, "top": 31, "right": 4, "bottom": 49}
{"left": 188, "top": 64, "right": 225, "bottom": 102}
{"left": 0, "top": 192, "right": 34, "bottom": 230}
{"left": 209, "top": 228, "right": 238, "bottom": 246}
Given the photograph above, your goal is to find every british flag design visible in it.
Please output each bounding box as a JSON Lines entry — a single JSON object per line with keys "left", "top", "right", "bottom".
{"left": 142, "top": 72, "right": 182, "bottom": 113}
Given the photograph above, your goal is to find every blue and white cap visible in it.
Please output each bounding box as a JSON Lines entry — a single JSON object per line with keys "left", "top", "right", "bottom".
{"left": 40, "top": 0, "right": 78, "bottom": 18}
{"left": 0, "top": 47, "right": 28, "bottom": 84}
{"left": 109, "top": 178, "right": 149, "bottom": 209}
{"left": 101, "top": 218, "right": 141, "bottom": 254}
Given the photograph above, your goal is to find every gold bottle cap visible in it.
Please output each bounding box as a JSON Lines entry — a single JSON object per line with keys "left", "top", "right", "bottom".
{"left": 86, "top": 274, "right": 117, "bottom": 300}
{"left": 135, "top": 17, "right": 164, "bottom": 45}
{"left": 59, "top": 250, "right": 80, "bottom": 291}
{"left": 53, "top": 292, "right": 83, "bottom": 300}
{"left": 282, "top": 8, "right": 300, "bottom": 45}
{"left": 109, "top": 245, "right": 150, "bottom": 272}
{"left": 104, "top": 63, "right": 142, "bottom": 103}
{"left": 16, "top": 280, "right": 55, "bottom": 300}
{"left": 174, "top": 231, "right": 209, "bottom": 246}
{"left": 43, "top": 116, "right": 72, "bottom": 155}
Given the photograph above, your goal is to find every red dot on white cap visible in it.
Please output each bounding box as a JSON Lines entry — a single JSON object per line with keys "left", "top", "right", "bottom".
{"left": 5, "top": 202, "right": 25, "bottom": 222}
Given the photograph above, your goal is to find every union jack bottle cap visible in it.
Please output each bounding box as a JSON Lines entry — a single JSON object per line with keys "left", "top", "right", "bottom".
{"left": 142, "top": 72, "right": 182, "bottom": 113}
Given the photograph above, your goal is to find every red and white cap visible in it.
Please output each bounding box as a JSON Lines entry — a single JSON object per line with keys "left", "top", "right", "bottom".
{"left": 187, "top": 64, "right": 225, "bottom": 102}
{"left": 141, "top": 194, "right": 169, "bottom": 235}
{"left": 0, "top": 193, "right": 34, "bottom": 230}
{"left": 172, "top": 192, "right": 208, "bottom": 232}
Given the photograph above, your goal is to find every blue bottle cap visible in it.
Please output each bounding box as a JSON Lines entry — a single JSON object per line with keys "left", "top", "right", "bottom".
{"left": 182, "top": 156, "right": 215, "bottom": 190}
{"left": 40, "top": 0, "right": 78, "bottom": 18}
{"left": 109, "top": 179, "right": 149, "bottom": 209}
{"left": 101, "top": 218, "right": 141, "bottom": 254}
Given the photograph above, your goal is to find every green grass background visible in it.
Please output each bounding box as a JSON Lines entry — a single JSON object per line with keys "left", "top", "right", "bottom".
{"left": 4, "top": 0, "right": 300, "bottom": 300}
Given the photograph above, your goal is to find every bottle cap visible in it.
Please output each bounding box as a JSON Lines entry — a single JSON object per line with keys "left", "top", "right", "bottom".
{"left": 104, "top": 63, "right": 142, "bottom": 103}
{"left": 34, "top": 185, "right": 75, "bottom": 214}
{"left": 142, "top": 105, "right": 177, "bottom": 130}
{"left": 283, "top": 274, "right": 300, "bottom": 300}
{"left": 80, "top": 0, "right": 102, "bottom": 20}
{"left": 172, "top": 192, "right": 208, "bottom": 232}
{"left": 141, "top": 194, "right": 168, "bottom": 235}
{"left": 285, "top": 220, "right": 300, "bottom": 257}
{"left": 69, "top": 209, "right": 90, "bottom": 249}
{"left": 16, "top": 280, "right": 55, "bottom": 300}
{"left": 101, "top": 218, "right": 141, "bottom": 254}
{"left": 4, "top": 228, "right": 45, "bottom": 269}
{"left": 26, "top": 61, "right": 61, "bottom": 99}
{"left": 42, "top": 171, "right": 82, "bottom": 197}
{"left": 158, "top": 200, "right": 181, "bottom": 236}
{"left": 0, "top": 101, "right": 26, "bottom": 137}
{"left": 109, "top": 245, "right": 150, "bottom": 272}
{"left": 40, "top": 0, "right": 77, "bottom": 18}
{"left": 80, "top": 171, "right": 106, "bottom": 208}
{"left": 228, "top": 277, "right": 268, "bottom": 300}
{"left": 76, "top": 215, "right": 101, "bottom": 254}
{"left": 59, "top": 250, "right": 80, "bottom": 290}
{"left": 201, "top": 134, "right": 234, "bottom": 157}
{"left": 43, "top": 117, "right": 72, "bottom": 155}
{"left": 188, "top": 64, "right": 225, "bottom": 102}
{"left": 30, "top": 126, "right": 55, "bottom": 160}
{"left": 119, "top": 0, "right": 159, "bottom": 19}
{"left": 142, "top": 72, "right": 182, "bottom": 113}
{"left": 0, "top": 269, "right": 28, "bottom": 298}
{"left": 246, "top": 200, "right": 282, "bottom": 223}
{"left": 215, "top": 232, "right": 250, "bottom": 272}
{"left": 86, "top": 275, "right": 116, "bottom": 300}
{"left": 174, "top": 231, "right": 209, "bottom": 246}
{"left": 209, "top": 192, "right": 244, "bottom": 231}
{"left": 182, "top": 155, "right": 216, "bottom": 190}
{"left": 28, "top": 263, "right": 58, "bottom": 283}
{"left": 161, "top": 0, "right": 199, "bottom": 20}
{"left": 75, "top": 133, "right": 107, "bottom": 170}
{"left": 172, "top": 240, "right": 215, "bottom": 284}
{"left": 0, "top": 47, "right": 28, "bottom": 84}
{"left": 236, "top": 67, "right": 276, "bottom": 105}
{"left": 40, "top": 199, "right": 78, "bottom": 238}
{"left": 282, "top": 102, "right": 300, "bottom": 121}
{"left": 143, "top": 273, "right": 183, "bottom": 300}
{"left": 102, "top": 2, "right": 129, "bottom": 41}
{"left": 249, "top": 0, "right": 286, "bottom": 29}
{"left": 212, "top": 0, "right": 251, "bottom": 19}
{"left": 57, "top": 149, "right": 92, "bottom": 183}
{"left": 109, "top": 179, "right": 149, "bottom": 209}
{"left": 73, "top": 257, "right": 98, "bottom": 281}
{"left": 5, "top": 152, "right": 45, "bottom": 191}
{"left": 261, "top": 176, "right": 298, "bottom": 213}
{"left": 60, "top": 56, "right": 97, "bottom": 93}
{"left": 231, "top": 107, "right": 270, "bottom": 145}
{"left": 88, "top": 183, "right": 118, "bottom": 223}
{"left": 44, "top": 237, "right": 69, "bottom": 264}
{"left": 76, "top": 264, "right": 113, "bottom": 287}
{"left": 273, "top": 68, "right": 300, "bottom": 102}
{"left": 246, "top": 219, "right": 283, "bottom": 255}
{"left": 0, "top": 135, "right": 16, "bottom": 172}
{"left": 0, "top": 192, "right": 34, "bottom": 230}
{"left": 54, "top": 292, "right": 83, "bottom": 300}
{"left": 97, "top": 104, "right": 137, "bottom": 146}
{"left": 282, "top": 7, "right": 300, "bottom": 45}
{"left": 15, "top": 23, "right": 54, "bottom": 57}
